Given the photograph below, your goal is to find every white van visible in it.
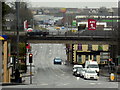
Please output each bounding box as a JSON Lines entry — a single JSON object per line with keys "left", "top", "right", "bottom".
{"left": 85, "top": 60, "right": 99, "bottom": 75}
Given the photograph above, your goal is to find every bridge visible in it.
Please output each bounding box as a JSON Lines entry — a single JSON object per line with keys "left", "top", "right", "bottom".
{"left": 3, "top": 29, "right": 118, "bottom": 45}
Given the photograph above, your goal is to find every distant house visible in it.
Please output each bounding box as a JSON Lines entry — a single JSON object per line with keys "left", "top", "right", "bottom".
{"left": 3, "top": 13, "right": 16, "bottom": 30}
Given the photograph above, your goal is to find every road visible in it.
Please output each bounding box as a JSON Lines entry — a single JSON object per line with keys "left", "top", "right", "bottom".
{"left": 2, "top": 44, "right": 118, "bottom": 88}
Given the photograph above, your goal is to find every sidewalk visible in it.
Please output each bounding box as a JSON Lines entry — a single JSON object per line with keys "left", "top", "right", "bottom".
{"left": 2, "top": 82, "right": 27, "bottom": 86}
{"left": 1, "top": 73, "right": 34, "bottom": 86}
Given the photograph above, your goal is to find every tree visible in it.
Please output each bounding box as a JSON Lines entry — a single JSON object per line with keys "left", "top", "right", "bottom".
{"left": 4, "top": 2, "right": 33, "bottom": 30}
{"left": 2, "top": 2, "right": 13, "bottom": 23}
{"left": 19, "top": 2, "right": 33, "bottom": 30}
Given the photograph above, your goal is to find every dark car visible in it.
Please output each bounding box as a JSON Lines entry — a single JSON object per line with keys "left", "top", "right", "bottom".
{"left": 27, "top": 30, "right": 49, "bottom": 36}
{"left": 53, "top": 57, "right": 62, "bottom": 65}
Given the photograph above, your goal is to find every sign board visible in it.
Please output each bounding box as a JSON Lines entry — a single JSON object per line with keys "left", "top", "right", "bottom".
{"left": 0, "top": 35, "right": 8, "bottom": 40}
{"left": 88, "top": 19, "right": 96, "bottom": 30}
{"left": 72, "top": 20, "right": 77, "bottom": 26}
{"left": 24, "top": 20, "right": 28, "bottom": 31}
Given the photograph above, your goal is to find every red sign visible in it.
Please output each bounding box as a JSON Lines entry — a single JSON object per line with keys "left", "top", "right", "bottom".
{"left": 26, "top": 43, "right": 30, "bottom": 49}
{"left": 88, "top": 19, "right": 96, "bottom": 30}
{"left": 24, "top": 20, "right": 28, "bottom": 30}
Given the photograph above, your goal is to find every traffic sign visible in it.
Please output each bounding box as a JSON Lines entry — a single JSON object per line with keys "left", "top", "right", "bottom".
{"left": 72, "top": 20, "right": 77, "bottom": 26}
{"left": 0, "top": 35, "right": 8, "bottom": 40}
{"left": 88, "top": 19, "right": 96, "bottom": 30}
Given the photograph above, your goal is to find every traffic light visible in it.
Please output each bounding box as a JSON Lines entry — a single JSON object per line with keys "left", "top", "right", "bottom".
{"left": 29, "top": 54, "right": 33, "bottom": 63}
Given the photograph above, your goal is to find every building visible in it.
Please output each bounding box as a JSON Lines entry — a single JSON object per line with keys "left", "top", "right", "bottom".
{"left": 3, "top": 13, "right": 15, "bottom": 30}
{"left": 66, "top": 44, "right": 110, "bottom": 66}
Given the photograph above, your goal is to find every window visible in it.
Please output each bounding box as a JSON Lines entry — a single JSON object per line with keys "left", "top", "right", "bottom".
{"left": 93, "top": 55, "right": 96, "bottom": 61}
{"left": 98, "top": 45, "right": 103, "bottom": 51}
{"left": 78, "top": 55, "right": 82, "bottom": 63}
{"left": 86, "top": 55, "right": 88, "bottom": 60}
{"left": 88, "top": 44, "right": 92, "bottom": 51}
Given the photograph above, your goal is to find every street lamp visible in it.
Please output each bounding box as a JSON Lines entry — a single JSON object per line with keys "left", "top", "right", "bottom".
{"left": 15, "top": 2, "right": 20, "bottom": 69}
{"left": 108, "top": 8, "right": 118, "bottom": 81}
{"left": 108, "top": 8, "right": 114, "bottom": 31}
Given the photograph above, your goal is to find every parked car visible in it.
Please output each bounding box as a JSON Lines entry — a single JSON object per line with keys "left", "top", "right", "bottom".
{"left": 27, "top": 30, "right": 49, "bottom": 36}
{"left": 84, "top": 69, "right": 99, "bottom": 80}
{"left": 85, "top": 60, "right": 99, "bottom": 75}
{"left": 73, "top": 65, "right": 83, "bottom": 75}
{"left": 79, "top": 68, "right": 86, "bottom": 78}
{"left": 53, "top": 57, "right": 62, "bottom": 65}
{"left": 75, "top": 67, "right": 83, "bottom": 76}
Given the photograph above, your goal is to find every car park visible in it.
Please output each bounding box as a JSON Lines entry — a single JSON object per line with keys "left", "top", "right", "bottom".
{"left": 84, "top": 69, "right": 99, "bottom": 80}
{"left": 53, "top": 57, "right": 62, "bottom": 65}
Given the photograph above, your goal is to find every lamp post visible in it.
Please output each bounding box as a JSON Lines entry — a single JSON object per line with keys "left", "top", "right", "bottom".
{"left": 15, "top": 2, "right": 20, "bottom": 69}
{"left": 108, "top": 8, "right": 114, "bottom": 59}
{"left": 109, "top": 8, "right": 118, "bottom": 81}
{"left": 108, "top": 8, "right": 114, "bottom": 31}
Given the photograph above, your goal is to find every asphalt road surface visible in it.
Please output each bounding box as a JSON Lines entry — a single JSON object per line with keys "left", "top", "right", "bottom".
{"left": 2, "top": 44, "right": 118, "bottom": 88}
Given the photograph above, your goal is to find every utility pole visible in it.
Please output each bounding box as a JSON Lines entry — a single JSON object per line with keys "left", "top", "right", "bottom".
{"left": 0, "top": 1, "right": 2, "bottom": 83}
{"left": 15, "top": 2, "right": 20, "bottom": 69}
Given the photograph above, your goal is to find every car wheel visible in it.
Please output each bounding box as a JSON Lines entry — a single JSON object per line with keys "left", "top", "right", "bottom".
{"left": 84, "top": 78, "right": 86, "bottom": 80}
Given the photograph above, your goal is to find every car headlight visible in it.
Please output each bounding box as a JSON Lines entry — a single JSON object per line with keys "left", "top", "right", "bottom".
{"left": 96, "top": 70, "right": 99, "bottom": 72}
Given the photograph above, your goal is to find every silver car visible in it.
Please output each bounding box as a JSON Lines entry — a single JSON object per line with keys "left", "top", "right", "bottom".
{"left": 79, "top": 68, "right": 86, "bottom": 78}
{"left": 84, "top": 69, "right": 99, "bottom": 80}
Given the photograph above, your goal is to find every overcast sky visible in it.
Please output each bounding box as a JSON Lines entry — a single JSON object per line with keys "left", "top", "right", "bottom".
{"left": 6, "top": 0, "right": 118, "bottom": 8}
{"left": 27, "top": 0, "right": 118, "bottom": 8}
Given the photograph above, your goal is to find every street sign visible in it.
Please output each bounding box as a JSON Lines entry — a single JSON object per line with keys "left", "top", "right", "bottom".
{"left": 72, "top": 20, "right": 77, "bottom": 26}
{"left": 0, "top": 35, "right": 8, "bottom": 40}
{"left": 88, "top": 19, "right": 96, "bottom": 30}
{"left": 61, "top": 26, "right": 65, "bottom": 29}
{"left": 27, "top": 28, "right": 33, "bottom": 32}
{"left": 24, "top": 20, "right": 28, "bottom": 31}
{"left": 26, "top": 43, "right": 30, "bottom": 49}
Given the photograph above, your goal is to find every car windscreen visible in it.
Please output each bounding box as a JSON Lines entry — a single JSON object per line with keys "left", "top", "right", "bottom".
{"left": 77, "top": 68, "right": 82, "bottom": 71}
{"left": 74, "top": 67, "right": 82, "bottom": 70}
{"left": 86, "top": 70, "right": 96, "bottom": 73}
{"left": 88, "top": 64, "right": 99, "bottom": 68}
{"left": 54, "top": 59, "right": 62, "bottom": 62}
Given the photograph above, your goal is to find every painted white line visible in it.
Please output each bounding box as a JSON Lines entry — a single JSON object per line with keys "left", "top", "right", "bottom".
{"left": 77, "top": 77, "right": 80, "bottom": 80}
{"left": 40, "top": 83, "right": 48, "bottom": 85}
{"left": 90, "top": 83, "right": 96, "bottom": 85}
{"left": 63, "top": 83, "right": 70, "bottom": 85}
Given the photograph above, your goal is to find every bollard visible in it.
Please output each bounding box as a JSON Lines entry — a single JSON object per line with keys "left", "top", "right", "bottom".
{"left": 110, "top": 73, "right": 115, "bottom": 81}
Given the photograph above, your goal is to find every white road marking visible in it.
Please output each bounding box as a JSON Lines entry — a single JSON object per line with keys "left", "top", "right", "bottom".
{"left": 63, "top": 83, "right": 70, "bottom": 85}
{"left": 40, "top": 83, "right": 48, "bottom": 85}
{"left": 77, "top": 77, "right": 80, "bottom": 80}
{"left": 90, "top": 83, "right": 96, "bottom": 85}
